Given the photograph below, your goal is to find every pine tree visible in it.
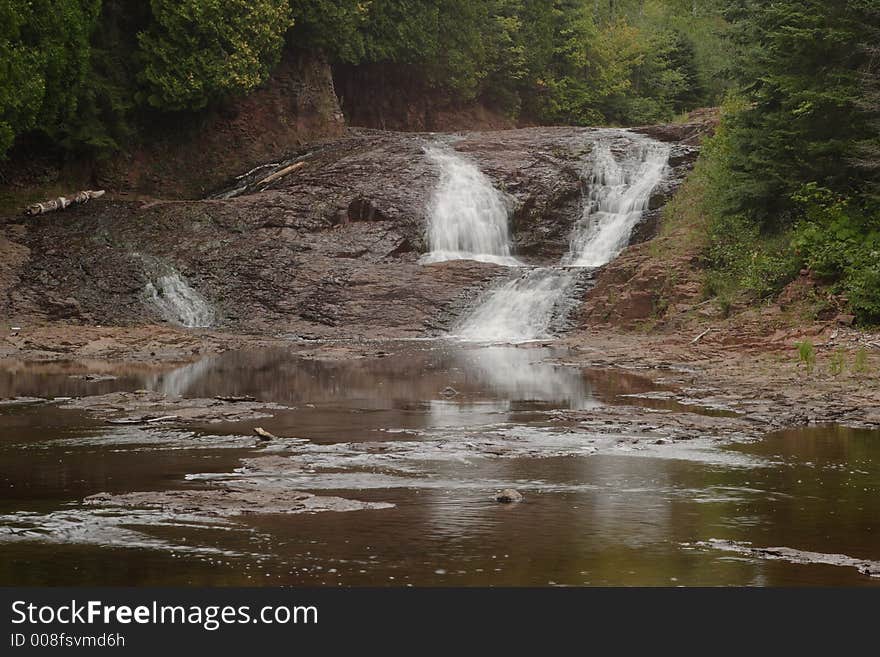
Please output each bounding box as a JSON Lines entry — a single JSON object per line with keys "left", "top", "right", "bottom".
{"left": 721, "top": 0, "right": 876, "bottom": 224}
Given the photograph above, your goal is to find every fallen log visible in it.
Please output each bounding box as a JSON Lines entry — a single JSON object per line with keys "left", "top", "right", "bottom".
{"left": 25, "top": 190, "right": 105, "bottom": 216}
{"left": 258, "top": 161, "right": 305, "bottom": 188}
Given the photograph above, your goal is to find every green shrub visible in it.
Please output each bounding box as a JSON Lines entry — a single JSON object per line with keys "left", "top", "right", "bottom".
{"left": 791, "top": 184, "right": 880, "bottom": 323}
{"left": 705, "top": 211, "right": 799, "bottom": 301}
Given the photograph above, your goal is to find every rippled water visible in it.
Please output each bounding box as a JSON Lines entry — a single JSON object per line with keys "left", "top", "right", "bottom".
{"left": 0, "top": 343, "right": 877, "bottom": 586}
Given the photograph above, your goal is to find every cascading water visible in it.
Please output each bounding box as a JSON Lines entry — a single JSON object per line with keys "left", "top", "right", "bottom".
{"left": 420, "top": 146, "right": 520, "bottom": 266}
{"left": 454, "top": 131, "right": 669, "bottom": 343}
{"left": 455, "top": 269, "right": 577, "bottom": 342}
{"left": 145, "top": 272, "right": 215, "bottom": 328}
{"left": 565, "top": 138, "right": 670, "bottom": 267}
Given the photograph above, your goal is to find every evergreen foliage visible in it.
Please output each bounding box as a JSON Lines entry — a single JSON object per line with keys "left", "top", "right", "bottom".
{"left": 138, "top": 0, "right": 292, "bottom": 111}
{"left": 0, "top": 0, "right": 101, "bottom": 154}
{"left": 719, "top": 0, "right": 877, "bottom": 221}
{"left": 699, "top": 0, "right": 880, "bottom": 323}
{"left": 0, "top": 0, "right": 725, "bottom": 157}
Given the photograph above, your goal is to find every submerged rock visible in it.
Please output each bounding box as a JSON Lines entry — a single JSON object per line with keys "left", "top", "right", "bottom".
{"left": 495, "top": 488, "right": 523, "bottom": 503}
{"left": 64, "top": 390, "right": 290, "bottom": 424}
{"left": 84, "top": 487, "right": 393, "bottom": 517}
{"left": 693, "top": 539, "right": 880, "bottom": 579}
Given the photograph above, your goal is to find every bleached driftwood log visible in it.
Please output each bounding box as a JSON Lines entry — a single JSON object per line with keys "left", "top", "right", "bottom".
{"left": 258, "top": 161, "right": 305, "bottom": 188}
{"left": 25, "top": 190, "right": 105, "bottom": 216}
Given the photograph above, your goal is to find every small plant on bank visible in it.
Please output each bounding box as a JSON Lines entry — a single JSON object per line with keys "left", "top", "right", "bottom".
{"left": 652, "top": 296, "right": 670, "bottom": 319}
{"left": 853, "top": 347, "right": 870, "bottom": 374}
{"left": 795, "top": 340, "right": 816, "bottom": 373}
{"left": 829, "top": 349, "right": 845, "bottom": 376}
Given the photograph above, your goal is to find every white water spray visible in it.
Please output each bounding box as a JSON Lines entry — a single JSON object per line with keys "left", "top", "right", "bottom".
{"left": 455, "top": 269, "right": 576, "bottom": 342}
{"left": 565, "top": 138, "right": 670, "bottom": 267}
{"left": 454, "top": 131, "right": 669, "bottom": 343}
{"left": 420, "top": 146, "right": 520, "bottom": 266}
{"left": 145, "top": 272, "right": 214, "bottom": 328}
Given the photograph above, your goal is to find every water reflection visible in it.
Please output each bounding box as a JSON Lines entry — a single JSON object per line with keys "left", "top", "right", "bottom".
{"left": 447, "top": 346, "right": 599, "bottom": 410}
{"left": 148, "top": 344, "right": 607, "bottom": 438}
{"left": 2, "top": 345, "right": 878, "bottom": 586}
{"left": 147, "top": 356, "right": 220, "bottom": 397}
{"left": 143, "top": 344, "right": 599, "bottom": 409}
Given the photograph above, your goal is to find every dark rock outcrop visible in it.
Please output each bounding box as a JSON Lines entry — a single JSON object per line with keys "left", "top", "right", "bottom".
{"left": 0, "top": 123, "right": 702, "bottom": 339}
{"left": 99, "top": 50, "right": 346, "bottom": 199}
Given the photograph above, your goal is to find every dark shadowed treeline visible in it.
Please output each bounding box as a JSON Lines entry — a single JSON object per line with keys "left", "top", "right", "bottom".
{"left": 0, "top": 0, "right": 728, "bottom": 158}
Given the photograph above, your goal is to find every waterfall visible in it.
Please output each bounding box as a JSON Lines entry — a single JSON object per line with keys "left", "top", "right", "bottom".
{"left": 565, "top": 138, "right": 670, "bottom": 267}
{"left": 455, "top": 269, "right": 576, "bottom": 342}
{"left": 454, "top": 131, "right": 669, "bottom": 343}
{"left": 145, "top": 272, "right": 215, "bottom": 328}
{"left": 420, "top": 146, "right": 520, "bottom": 266}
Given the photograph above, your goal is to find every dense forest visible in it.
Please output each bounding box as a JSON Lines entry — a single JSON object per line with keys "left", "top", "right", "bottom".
{"left": 696, "top": 0, "right": 880, "bottom": 323}
{"left": 0, "top": 0, "right": 727, "bottom": 157}
{"left": 1, "top": 0, "right": 878, "bottom": 321}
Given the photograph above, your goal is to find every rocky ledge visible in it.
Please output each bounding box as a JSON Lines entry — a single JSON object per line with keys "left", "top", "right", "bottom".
{"left": 0, "top": 124, "right": 701, "bottom": 340}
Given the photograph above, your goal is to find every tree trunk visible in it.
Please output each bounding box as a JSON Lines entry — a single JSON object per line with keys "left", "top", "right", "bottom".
{"left": 26, "top": 190, "right": 105, "bottom": 216}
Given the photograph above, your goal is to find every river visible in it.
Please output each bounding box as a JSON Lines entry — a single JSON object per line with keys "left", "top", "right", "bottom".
{"left": 0, "top": 343, "right": 878, "bottom": 586}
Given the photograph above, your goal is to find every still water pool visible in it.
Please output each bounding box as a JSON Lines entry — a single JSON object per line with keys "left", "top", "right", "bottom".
{"left": 0, "top": 342, "right": 877, "bottom": 586}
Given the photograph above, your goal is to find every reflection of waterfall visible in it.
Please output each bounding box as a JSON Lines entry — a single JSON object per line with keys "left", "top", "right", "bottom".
{"left": 426, "top": 346, "right": 596, "bottom": 428}
{"left": 427, "top": 399, "right": 512, "bottom": 429}
{"left": 455, "top": 131, "right": 669, "bottom": 343}
{"left": 145, "top": 272, "right": 214, "bottom": 328}
{"left": 565, "top": 139, "right": 670, "bottom": 267}
{"left": 454, "top": 346, "right": 596, "bottom": 409}
{"left": 147, "top": 356, "right": 217, "bottom": 397}
{"left": 420, "top": 146, "right": 520, "bottom": 266}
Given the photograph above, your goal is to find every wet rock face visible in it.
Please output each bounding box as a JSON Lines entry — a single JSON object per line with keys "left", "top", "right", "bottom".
{"left": 1, "top": 124, "right": 700, "bottom": 339}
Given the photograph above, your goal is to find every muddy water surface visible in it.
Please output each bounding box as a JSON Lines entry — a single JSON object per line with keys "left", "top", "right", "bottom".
{"left": 0, "top": 343, "right": 878, "bottom": 586}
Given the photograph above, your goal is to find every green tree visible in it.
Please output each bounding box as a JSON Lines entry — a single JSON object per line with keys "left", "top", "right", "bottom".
{"left": 0, "top": 2, "right": 43, "bottom": 155}
{"left": 138, "top": 0, "right": 292, "bottom": 111}
{"left": 481, "top": 0, "right": 528, "bottom": 113}
{"left": 853, "top": 2, "right": 880, "bottom": 199}
{"left": 720, "top": 0, "right": 876, "bottom": 223}
{"left": 600, "top": 26, "right": 698, "bottom": 124}
{"left": 0, "top": 0, "right": 100, "bottom": 156}
{"left": 61, "top": 0, "right": 151, "bottom": 154}
{"left": 288, "top": 0, "right": 368, "bottom": 63}
{"left": 521, "top": 1, "right": 614, "bottom": 124}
